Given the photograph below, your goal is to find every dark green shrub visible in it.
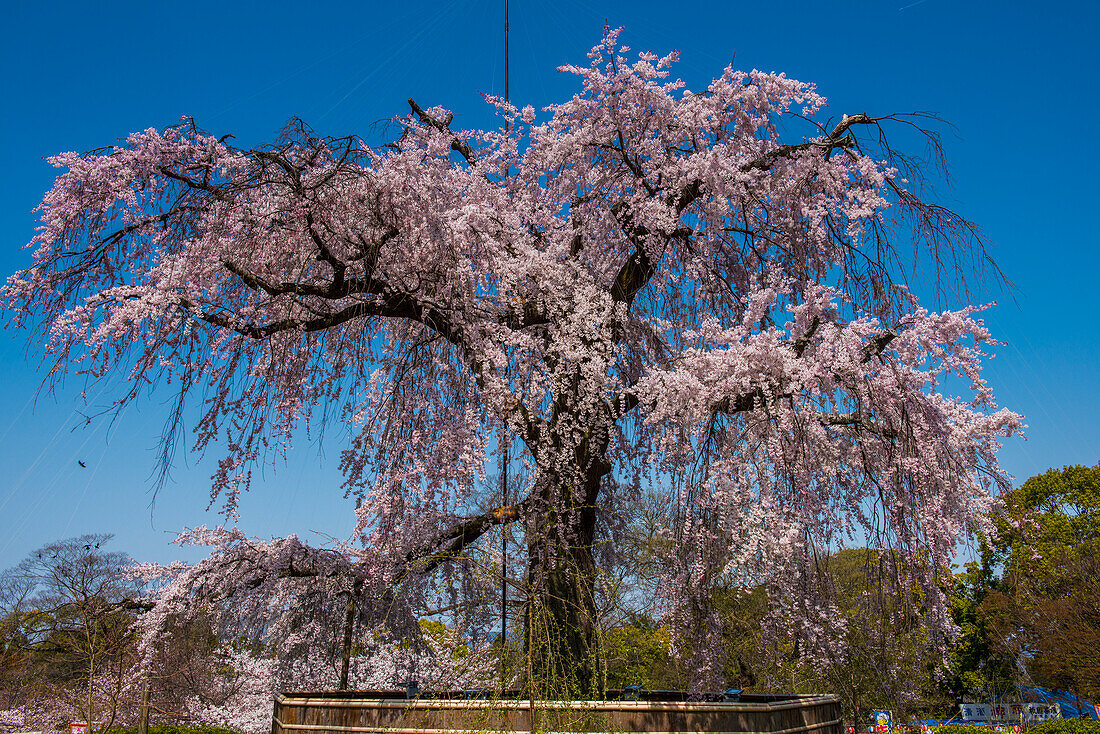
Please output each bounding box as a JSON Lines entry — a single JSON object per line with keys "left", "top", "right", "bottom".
{"left": 109, "top": 726, "right": 244, "bottom": 734}
{"left": 934, "top": 726, "right": 993, "bottom": 734}
{"left": 1027, "top": 719, "right": 1100, "bottom": 734}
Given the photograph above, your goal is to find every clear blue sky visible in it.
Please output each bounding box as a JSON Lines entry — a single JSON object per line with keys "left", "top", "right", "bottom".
{"left": 0, "top": 0, "right": 1097, "bottom": 569}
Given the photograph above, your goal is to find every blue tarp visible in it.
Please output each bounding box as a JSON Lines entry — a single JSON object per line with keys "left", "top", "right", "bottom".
{"left": 901, "top": 686, "right": 1099, "bottom": 727}
{"left": 1013, "top": 686, "right": 1099, "bottom": 721}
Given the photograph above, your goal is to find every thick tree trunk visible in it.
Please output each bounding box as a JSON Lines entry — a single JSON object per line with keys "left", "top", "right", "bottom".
{"left": 338, "top": 581, "right": 363, "bottom": 690}
{"left": 526, "top": 537, "right": 601, "bottom": 697}
{"left": 524, "top": 459, "right": 606, "bottom": 699}
{"left": 138, "top": 679, "right": 150, "bottom": 734}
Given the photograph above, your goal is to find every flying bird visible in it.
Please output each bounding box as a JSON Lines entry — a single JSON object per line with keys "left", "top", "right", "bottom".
{"left": 78, "top": 460, "right": 86, "bottom": 468}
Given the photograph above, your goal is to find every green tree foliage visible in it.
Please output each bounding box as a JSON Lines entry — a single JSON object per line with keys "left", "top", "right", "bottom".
{"left": 943, "top": 550, "right": 1018, "bottom": 699}
{"left": 603, "top": 614, "right": 685, "bottom": 691}
{"left": 1027, "top": 720, "right": 1100, "bottom": 734}
{"left": 715, "top": 585, "right": 769, "bottom": 690}
{"left": 418, "top": 619, "right": 470, "bottom": 660}
{"left": 108, "top": 725, "right": 244, "bottom": 734}
{"left": 993, "top": 464, "right": 1100, "bottom": 593}
{"left": 983, "top": 464, "right": 1100, "bottom": 698}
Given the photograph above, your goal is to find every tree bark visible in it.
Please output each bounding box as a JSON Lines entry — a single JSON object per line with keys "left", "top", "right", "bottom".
{"left": 338, "top": 580, "right": 363, "bottom": 690}
{"left": 524, "top": 458, "right": 606, "bottom": 698}
{"left": 138, "top": 679, "right": 150, "bottom": 734}
{"left": 526, "top": 537, "right": 601, "bottom": 697}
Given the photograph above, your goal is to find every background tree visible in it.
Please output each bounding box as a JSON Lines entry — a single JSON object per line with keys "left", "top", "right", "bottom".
{"left": 941, "top": 549, "right": 1018, "bottom": 702}
{"left": 0, "top": 569, "right": 36, "bottom": 710}
{"left": 983, "top": 464, "right": 1100, "bottom": 700}
{"left": 0, "top": 534, "right": 140, "bottom": 729}
{"left": 1, "top": 532, "right": 493, "bottom": 734}
{"left": 4, "top": 29, "right": 1021, "bottom": 695}
{"left": 1026, "top": 544, "right": 1100, "bottom": 700}
{"left": 991, "top": 464, "right": 1100, "bottom": 594}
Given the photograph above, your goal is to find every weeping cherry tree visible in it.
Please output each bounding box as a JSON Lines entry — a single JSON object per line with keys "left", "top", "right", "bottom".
{"left": 5, "top": 30, "right": 1022, "bottom": 696}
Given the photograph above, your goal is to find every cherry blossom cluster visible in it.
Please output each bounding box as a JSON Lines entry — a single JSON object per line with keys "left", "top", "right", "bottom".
{"left": 0, "top": 671, "right": 145, "bottom": 734}
{"left": 131, "top": 527, "right": 495, "bottom": 713}
{"left": 0, "top": 697, "right": 79, "bottom": 733}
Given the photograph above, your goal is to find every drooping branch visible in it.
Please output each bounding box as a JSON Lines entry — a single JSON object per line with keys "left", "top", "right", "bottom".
{"left": 711, "top": 388, "right": 770, "bottom": 416}
{"left": 185, "top": 264, "right": 468, "bottom": 351}
{"left": 792, "top": 315, "right": 822, "bottom": 358}
{"left": 155, "top": 166, "right": 229, "bottom": 199}
{"left": 218, "top": 251, "right": 552, "bottom": 455}
{"left": 861, "top": 330, "right": 897, "bottom": 363}
{"left": 612, "top": 321, "right": 901, "bottom": 423}
{"left": 183, "top": 294, "right": 461, "bottom": 345}
{"left": 608, "top": 184, "right": 700, "bottom": 307}
{"left": 142, "top": 505, "right": 528, "bottom": 624}
{"left": 605, "top": 115, "right": 876, "bottom": 310}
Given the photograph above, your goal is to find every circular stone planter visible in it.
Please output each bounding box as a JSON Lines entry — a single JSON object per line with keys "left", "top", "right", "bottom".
{"left": 271, "top": 691, "right": 842, "bottom": 734}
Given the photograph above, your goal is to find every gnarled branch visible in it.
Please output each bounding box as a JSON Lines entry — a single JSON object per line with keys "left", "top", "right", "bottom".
{"left": 408, "top": 98, "right": 477, "bottom": 166}
{"left": 394, "top": 500, "right": 527, "bottom": 583}
{"left": 819, "top": 411, "right": 898, "bottom": 439}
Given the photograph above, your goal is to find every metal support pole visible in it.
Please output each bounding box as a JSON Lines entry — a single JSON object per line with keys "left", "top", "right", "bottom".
{"left": 500, "top": 0, "right": 511, "bottom": 671}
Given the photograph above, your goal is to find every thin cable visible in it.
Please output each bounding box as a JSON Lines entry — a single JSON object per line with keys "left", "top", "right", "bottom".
{"left": 0, "top": 374, "right": 117, "bottom": 516}
{"left": 0, "top": 391, "right": 35, "bottom": 447}
{"left": 0, "top": 408, "right": 116, "bottom": 558}
{"left": 316, "top": 0, "right": 466, "bottom": 122}
{"left": 60, "top": 432, "right": 113, "bottom": 539}
{"left": 207, "top": 3, "right": 438, "bottom": 123}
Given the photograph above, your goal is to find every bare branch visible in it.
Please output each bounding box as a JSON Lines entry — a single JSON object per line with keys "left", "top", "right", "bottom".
{"left": 792, "top": 315, "right": 822, "bottom": 358}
